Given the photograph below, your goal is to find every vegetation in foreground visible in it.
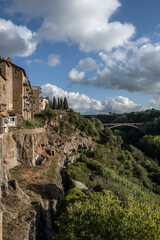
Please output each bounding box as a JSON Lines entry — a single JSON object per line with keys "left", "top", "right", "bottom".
{"left": 9, "top": 108, "right": 160, "bottom": 239}
{"left": 52, "top": 110, "right": 160, "bottom": 239}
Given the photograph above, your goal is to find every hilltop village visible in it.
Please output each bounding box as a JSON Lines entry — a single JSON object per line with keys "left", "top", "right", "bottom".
{"left": 0, "top": 57, "right": 48, "bottom": 134}
{"left": 0, "top": 59, "right": 160, "bottom": 240}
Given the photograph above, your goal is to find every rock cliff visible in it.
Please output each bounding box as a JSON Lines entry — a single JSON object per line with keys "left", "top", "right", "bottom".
{"left": 0, "top": 124, "right": 95, "bottom": 240}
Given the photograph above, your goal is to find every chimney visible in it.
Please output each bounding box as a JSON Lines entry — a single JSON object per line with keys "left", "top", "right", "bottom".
{"left": 7, "top": 57, "right": 12, "bottom": 63}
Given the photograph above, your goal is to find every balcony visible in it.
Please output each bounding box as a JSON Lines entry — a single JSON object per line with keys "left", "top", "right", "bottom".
{"left": 23, "top": 77, "right": 28, "bottom": 86}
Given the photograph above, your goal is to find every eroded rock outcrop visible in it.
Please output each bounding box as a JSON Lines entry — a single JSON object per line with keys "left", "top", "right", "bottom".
{"left": 0, "top": 124, "right": 95, "bottom": 240}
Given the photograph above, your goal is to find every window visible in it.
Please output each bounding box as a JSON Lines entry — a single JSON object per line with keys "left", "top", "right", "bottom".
{"left": 3, "top": 84, "right": 5, "bottom": 91}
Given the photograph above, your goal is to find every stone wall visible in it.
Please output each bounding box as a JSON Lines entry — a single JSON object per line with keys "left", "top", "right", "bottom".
{"left": 12, "top": 68, "right": 23, "bottom": 116}
{"left": 0, "top": 61, "right": 13, "bottom": 111}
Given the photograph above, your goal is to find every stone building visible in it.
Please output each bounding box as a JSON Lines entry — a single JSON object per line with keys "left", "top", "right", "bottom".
{"left": 0, "top": 71, "right": 7, "bottom": 114}
{"left": 0, "top": 59, "right": 12, "bottom": 133}
{"left": 41, "top": 97, "right": 49, "bottom": 111}
{"left": 0, "top": 57, "right": 13, "bottom": 111}
{"left": 31, "top": 86, "right": 43, "bottom": 114}
{"left": 11, "top": 62, "right": 33, "bottom": 120}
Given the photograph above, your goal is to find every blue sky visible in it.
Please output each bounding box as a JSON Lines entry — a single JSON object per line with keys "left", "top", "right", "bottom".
{"left": 1, "top": 0, "right": 160, "bottom": 114}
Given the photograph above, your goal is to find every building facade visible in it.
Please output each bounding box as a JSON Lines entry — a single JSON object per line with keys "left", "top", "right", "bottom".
{"left": 41, "top": 97, "right": 49, "bottom": 111}
{"left": 32, "top": 86, "right": 43, "bottom": 114}
{"left": 12, "top": 63, "right": 33, "bottom": 120}
{"left": 0, "top": 57, "right": 45, "bottom": 133}
{"left": 0, "top": 57, "right": 13, "bottom": 111}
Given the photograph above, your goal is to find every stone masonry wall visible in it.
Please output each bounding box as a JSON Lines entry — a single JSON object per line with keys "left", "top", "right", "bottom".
{"left": 0, "top": 61, "right": 13, "bottom": 111}
{"left": 12, "top": 68, "right": 23, "bottom": 116}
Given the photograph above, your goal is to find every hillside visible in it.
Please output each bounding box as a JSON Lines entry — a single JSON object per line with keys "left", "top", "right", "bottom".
{"left": 0, "top": 108, "right": 160, "bottom": 239}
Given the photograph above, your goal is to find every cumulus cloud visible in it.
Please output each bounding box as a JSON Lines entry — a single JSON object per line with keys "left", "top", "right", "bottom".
{"left": 91, "top": 42, "right": 160, "bottom": 93}
{"left": 0, "top": 18, "right": 37, "bottom": 57}
{"left": 26, "top": 59, "right": 44, "bottom": 65}
{"left": 150, "top": 95, "right": 160, "bottom": 109}
{"left": 48, "top": 54, "right": 61, "bottom": 67}
{"left": 77, "top": 57, "right": 99, "bottom": 72}
{"left": 8, "top": 0, "right": 135, "bottom": 52}
{"left": 102, "top": 96, "right": 143, "bottom": 113}
{"left": 68, "top": 68, "right": 86, "bottom": 84}
{"left": 41, "top": 83, "right": 143, "bottom": 114}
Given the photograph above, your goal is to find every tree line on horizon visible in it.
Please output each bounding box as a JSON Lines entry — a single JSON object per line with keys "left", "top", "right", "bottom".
{"left": 51, "top": 96, "right": 69, "bottom": 110}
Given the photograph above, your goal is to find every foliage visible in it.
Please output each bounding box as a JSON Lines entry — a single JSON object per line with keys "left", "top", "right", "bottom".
{"left": 22, "top": 119, "right": 35, "bottom": 129}
{"left": 35, "top": 104, "right": 57, "bottom": 122}
{"left": 60, "top": 97, "right": 64, "bottom": 110}
{"left": 64, "top": 97, "right": 69, "bottom": 110}
{"left": 52, "top": 96, "right": 57, "bottom": 110}
{"left": 86, "top": 108, "right": 160, "bottom": 124}
{"left": 54, "top": 190, "right": 160, "bottom": 240}
{"left": 77, "top": 154, "right": 103, "bottom": 174}
{"left": 65, "top": 161, "right": 91, "bottom": 185}
{"left": 57, "top": 188, "right": 87, "bottom": 215}
{"left": 139, "top": 135, "right": 160, "bottom": 164}
{"left": 67, "top": 109, "right": 102, "bottom": 141}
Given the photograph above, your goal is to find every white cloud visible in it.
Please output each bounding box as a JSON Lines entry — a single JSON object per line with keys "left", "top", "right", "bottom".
{"left": 91, "top": 42, "right": 160, "bottom": 93}
{"left": 102, "top": 96, "right": 143, "bottom": 113}
{"left": 0, "top": 18, "right": 37, "bottom": 57}
{"left": 41, "top": 83, "right": 143, "bottom": 114}
{"left": 48, "top": 54, "right": 61, "bottom": 67}
{"left": 26, "top": 59, "right": 44, "bottom": 65}
{"left": 77, "top": 57, "right": 99, "bottom": 72}
{"left": 9, "top": 0, "right": 135, "bottom": 52}
{"left": 26, "top": 54, "right": 61, "bottom": 67}
{"left": 150, "top": 95, "right": 160, "bottom": 109}
{"left": 68, "top": 68, "right": 86, "bottom": 84}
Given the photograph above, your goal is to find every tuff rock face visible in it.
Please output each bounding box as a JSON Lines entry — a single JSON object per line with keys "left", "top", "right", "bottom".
{"left": 0, "top": 125, "right": 95, "bottom": 240}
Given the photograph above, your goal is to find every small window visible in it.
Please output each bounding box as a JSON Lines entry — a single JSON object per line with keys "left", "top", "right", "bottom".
{"left": 3, "top": 85, "right": 5, "bottom": 91}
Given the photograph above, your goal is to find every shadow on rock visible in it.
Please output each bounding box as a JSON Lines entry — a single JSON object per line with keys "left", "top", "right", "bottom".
{"left": 28, "top": 183, "right": 64, "bottom": 200}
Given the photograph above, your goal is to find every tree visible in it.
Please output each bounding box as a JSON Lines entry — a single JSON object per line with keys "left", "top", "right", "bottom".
{"left": 64, "top": 97, "right": 69, "bottom": 110}
{"left": 54, "top": 190, "right": 160, "bottom": 240}
{"left": 58, "top": 97, "right": 60, "bottom": 110}
{"left": 49, "top": 99, "right": 52, "bottom": 108}
{"left": 52, "top": 96, "right": 57, "bottom": 110}
{"left": 60, "top": 97, "right": 64, "bottom": 110}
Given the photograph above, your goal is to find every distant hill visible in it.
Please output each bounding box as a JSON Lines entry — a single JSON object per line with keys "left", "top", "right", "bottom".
{"left": 85, "top": 108, "right": 160, "bottom": 124}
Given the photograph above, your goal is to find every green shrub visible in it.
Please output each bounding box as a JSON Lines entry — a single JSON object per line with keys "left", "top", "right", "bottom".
{"left": 78, "top": 154, "right": 103, "bottom": 173}
{"left": 54, "top": 190, "right": 160, "bottom": 240}
{"left": 65, "top": 161, "right": 91, "bottom": 185}
{"left": 22, "top": 119, "right": 35, "bottom": 129}
{"left": 57, "top": 188, "right": 87, "bottom": 215}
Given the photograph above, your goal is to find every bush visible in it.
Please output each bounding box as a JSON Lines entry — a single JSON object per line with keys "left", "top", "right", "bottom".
{"left": 65, "top": 161, "right": 91, "bottom": 185}
{"left": 57, "top": 188, "right": 87, "bottom": 215}
{"left": 78, "top": 154, "right": 103, "bottom": 173}
{"left": 35, "top": 105, "right": 57, "bottom": 122}
{"left": 22, "top": 119, "right": 35, "bottom": 129}
{"left": 54, "top": 190, "right": 160, "bottom": 240}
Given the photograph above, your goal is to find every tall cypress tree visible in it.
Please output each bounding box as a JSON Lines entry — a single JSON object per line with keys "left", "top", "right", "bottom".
{"left": 58, "top": 97, "right": 60, "bottom": 110}
{"left": 52, "top": 96, "right": 57, "bottom": 110}
{"left": 64, "top": 97, "right": 69, "bottom": 110}
{"left": 60, "top": 97, "right": 64, "bottom": 110}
